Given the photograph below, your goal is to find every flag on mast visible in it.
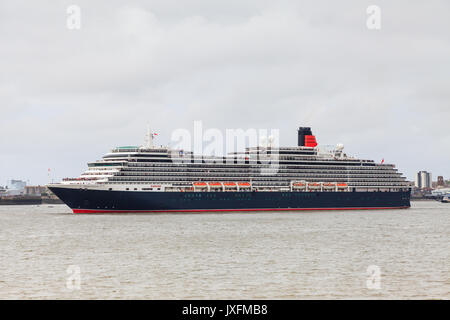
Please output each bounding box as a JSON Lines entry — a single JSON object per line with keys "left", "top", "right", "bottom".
{"left": 381, "top": 159, "right": 384, "bottom": 164}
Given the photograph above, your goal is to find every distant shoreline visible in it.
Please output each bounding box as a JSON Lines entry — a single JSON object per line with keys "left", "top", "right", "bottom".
{"left": 0, "top": 196, "right": 63, "bottom": 205}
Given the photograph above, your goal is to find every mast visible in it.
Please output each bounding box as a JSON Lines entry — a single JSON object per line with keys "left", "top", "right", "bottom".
{"left": 145, "top": 125, "right": 154, "bottom": 148}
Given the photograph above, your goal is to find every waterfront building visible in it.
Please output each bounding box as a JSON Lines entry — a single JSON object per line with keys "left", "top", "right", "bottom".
{"left": 25, "top": 186, "right": 49, "bottom": 196}
{"left": 415, "top": 171, "right": 432, "bottom": 189}
{"left": 6, "top": 179, "right": 27, "bottom": 195}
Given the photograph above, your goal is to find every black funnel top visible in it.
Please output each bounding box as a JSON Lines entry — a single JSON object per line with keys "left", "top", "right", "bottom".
{"left": 298, "top": 127, "right": 313, "bottom": 146}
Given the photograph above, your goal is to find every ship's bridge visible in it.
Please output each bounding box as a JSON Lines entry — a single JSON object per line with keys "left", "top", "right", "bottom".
{"left": 111, "top": 146, "right": 141, "bottom": 153}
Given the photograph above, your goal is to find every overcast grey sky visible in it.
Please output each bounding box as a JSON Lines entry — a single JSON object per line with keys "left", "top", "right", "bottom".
{"left": 0, "top": 0, "right": 449, "bottom": 185}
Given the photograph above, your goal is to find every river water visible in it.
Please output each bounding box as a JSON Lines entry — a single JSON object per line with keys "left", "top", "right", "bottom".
{"left": 0, "top": 201, "right": 448, "bottom": 299}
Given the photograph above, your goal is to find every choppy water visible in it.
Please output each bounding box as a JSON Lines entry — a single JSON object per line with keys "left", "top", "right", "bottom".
{"left": 0, "top": 201, "right": 449, "bottom": 299}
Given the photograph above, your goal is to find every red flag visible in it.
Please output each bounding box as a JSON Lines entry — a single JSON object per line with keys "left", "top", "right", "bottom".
{"left": 381, "top": 159, "right": 384, "bottom": 164}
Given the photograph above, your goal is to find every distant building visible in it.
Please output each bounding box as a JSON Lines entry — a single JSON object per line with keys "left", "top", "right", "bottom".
{"left": 431, "top": 188, "right": 450, "bottom": 197}
{"left": 25, "top": 186, "right": 49, "bottom": 196}
{"left": 9, "top": 179, "right": 26, "bottom": 190}
{"left": 437, "top": 176, "right": 444, "bottom": 187}
{"left": 415, "top": 171, "right": 432, "bottom": 189}
{"left": 6, "top": 179, "right": 27, "bottom": 195}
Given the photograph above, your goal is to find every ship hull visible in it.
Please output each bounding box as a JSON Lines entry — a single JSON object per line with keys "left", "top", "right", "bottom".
{"left": 48, "top": 186, "right": 411, "bottom": 213}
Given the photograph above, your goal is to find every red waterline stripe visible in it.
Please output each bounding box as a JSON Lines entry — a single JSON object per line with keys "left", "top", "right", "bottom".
{"left": 73, "top": 206, "right": 410, "bottom": 214}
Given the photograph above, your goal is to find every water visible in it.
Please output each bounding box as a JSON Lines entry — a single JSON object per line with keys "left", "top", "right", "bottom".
{"left": 0, "top": 201, "right": 449, "bottom": 299}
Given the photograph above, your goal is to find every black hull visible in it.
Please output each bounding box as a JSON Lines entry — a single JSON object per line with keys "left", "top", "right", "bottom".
{"left": 48, "top": 187, "right": 411, "bottom": 213}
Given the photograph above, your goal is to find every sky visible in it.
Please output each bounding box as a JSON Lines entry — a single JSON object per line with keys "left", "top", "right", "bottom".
{"left": 0, "top": 0, "right": 449, "bottom": 185}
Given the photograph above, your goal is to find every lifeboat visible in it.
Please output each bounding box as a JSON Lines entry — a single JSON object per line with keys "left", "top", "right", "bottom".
{"left": 223, "top": 182, "right": 237, "bottom": 189}
{"left": 208, "top": 182, "right": 223, "bottom": 189}
{"left": 322, "top": 183, "right": 336, "bottom": 189}
{"left": 337, "top": 183, "right": 348, "bottom": 190}
{"left": 293, "top": 182, "right": 306, "bottom": 187}
{"left": 223, "top": 182, "right": 237, "bottom": 191}
{"left": 237, "top": 182, "right": 251, "bottom": 190}
{"left": 238, "top": 182, "right": 251, "bottom": 187}
{"left": 193, "top": 182, "right": 207, "bottom": 191}
{"left": 308, "top": 183, "right": 321, "bottom": 189}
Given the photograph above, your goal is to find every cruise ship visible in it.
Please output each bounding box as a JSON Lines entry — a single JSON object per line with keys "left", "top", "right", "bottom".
{"left": 48, "top": 127, "right": 411, "bottom": 213}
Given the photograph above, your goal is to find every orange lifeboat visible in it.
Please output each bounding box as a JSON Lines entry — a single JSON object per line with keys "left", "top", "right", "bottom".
{"left": 238, "top": 182, "right": 251, "bottom": 187}
{"left": 337, "top": 183, "right": 348, "bottom": 190}
{"left": 293, "top": 182, "right": 306, "bottom": 187}
{"left": 193, "top": 182, "right": 207, "bottom": 191}
{"left": 208, "top": 182, "right": 223, "bottom": 190}
{"left": 223, "top": 182, "right": 237, "bottom": 191}
{"left": 323, "top": 183, "right": 336, "bottom": 188}
{"left": 223, "top": 182, "right": 237, "bottom": 187}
